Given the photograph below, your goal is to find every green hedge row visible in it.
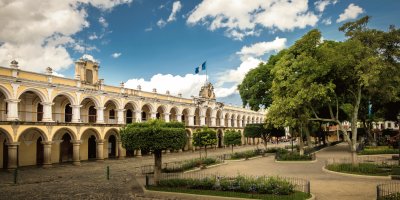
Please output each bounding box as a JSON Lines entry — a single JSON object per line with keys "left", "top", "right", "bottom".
{"left": 326, "top": 163, "right": 400, "bottom": 176}
{"left": 162, "top": 157, "right": 219, "bottom": 173}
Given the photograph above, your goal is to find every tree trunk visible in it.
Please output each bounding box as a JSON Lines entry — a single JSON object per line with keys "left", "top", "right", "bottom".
{"left": 304, "top": 124, "right": 313, "bottom": 148}
{"left": 261, "top": 134, "right": 269, "bottom": 150}
{"left": 350, "top": 84, "right": 362, "bottom": 164}
{"left": 205, "top": 145, "right": 207, "bottom": 158}
{"left": 299, "top": 136, "right": 304, "bottom": 156}
{"left": 154, "top": 150, "right": 162, "bottom": 185}
{"left": 231, "top": 145, "right": 234, "bottom": 154}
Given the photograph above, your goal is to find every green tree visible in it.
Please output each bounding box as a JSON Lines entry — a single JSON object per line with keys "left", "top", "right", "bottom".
{"left": 192, "top": 127, "right": 217, "bottom": 158}
{"left": 120, "top": 119, "right": 186, "bottom": 184}
{"left": 244, "top": 123, "right": 285, "bottom": 149}
{"left": 223, "top": 130, "right": 242, "bottom": 153}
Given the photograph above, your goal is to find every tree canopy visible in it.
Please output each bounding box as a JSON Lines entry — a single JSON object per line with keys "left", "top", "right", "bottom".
{"left": 192, "top": 127, "right": 217, "bottom": 157}
{"left": 223, "top": 130, "right": 242, "bottom": 153}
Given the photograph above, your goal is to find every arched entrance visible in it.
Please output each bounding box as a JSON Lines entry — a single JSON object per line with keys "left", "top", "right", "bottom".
{"left": 88, "top": 135, "right": 96, "bottom": 159}
{"left": 88, "top": 106, "right": 96, "bottom": 123}
{"left": 126, "top": 109, "right": 133, "bottom": 124}
{"left": 18, "top": 128, "right": 47, "bottom": 166}
{"left": 217, "top": 129, "right": 223, "bottom": 148}
{"left": 65, "top": 103, "right": 72, "bottom": 122}
{"left": 36, "top": 137, "right": 44, "bottom": 165}
{"left": 141, "top": 104, "right": 152, "bottom": 121}
{"left": 81, "top": 97, "right": 98, "bottom": 123}
{"left": 108, "top": 135, "right": 116, "bottom": 158}
{"left": 60, "top": 133, "right": 73, "bottom": 162}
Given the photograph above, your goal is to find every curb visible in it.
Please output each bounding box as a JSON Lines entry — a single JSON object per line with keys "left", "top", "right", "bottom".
{"left": 183, "top": 162, "right": 228, "bottom": 173}
{"left": 322, "top": 166, "right": 391, "bottom": 180}
{"left": 225, "top": 155, "right": 265, "bottom": 162}
{"left": 275, "top": 159, "right": 318, "bottom": 164}
{"left": 144, "top": 188, "right": 316, "bottom": 200}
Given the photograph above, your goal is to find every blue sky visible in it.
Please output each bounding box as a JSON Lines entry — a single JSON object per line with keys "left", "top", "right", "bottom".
{"left": 0, "top": 0, "right": 399, "bottom": 106}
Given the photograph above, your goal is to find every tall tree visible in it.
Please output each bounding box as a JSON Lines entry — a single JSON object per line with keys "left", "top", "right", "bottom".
{"left": 120, "top": 120, "right": 186, "bottom": 184}
{"left": 192, "top": 127, "right": 217, "bottom": 158}
{"left": 223, "top": 130, "right": 242, "bottom": 153}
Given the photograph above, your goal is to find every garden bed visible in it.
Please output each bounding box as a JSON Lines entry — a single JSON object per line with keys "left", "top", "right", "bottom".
{"left": 162, "top": 157, "right": 221, "bottom": 173}
{"left": 326, "top": 163, "right": 400, "bottom": 176}
{"left": 275, "top": 149, "right": 315, "bottom": 161}
{"left": 147, "top": 186, "right": 311, "bottom": 200}
{"left": 359, "top": 146, "right": 399, "bottom": 155}
{"left": 146, "top": 174, "right": 311, "bottom": 200}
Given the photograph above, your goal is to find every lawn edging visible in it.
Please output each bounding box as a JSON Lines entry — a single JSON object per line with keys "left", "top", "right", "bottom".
{"left": 144, "top": 187, "right": 316, "bottom": 200}
{"left": 322, "top": 165, "right": 391, "bottom": 180}
{"left": 183, "top": 162, "right": 228, "bottom": 173}
{"left": 275, "top": 159, "right": 318, "bottom": 164}
{"left": 225, "top": 155, "right": 264, "bottom": 162}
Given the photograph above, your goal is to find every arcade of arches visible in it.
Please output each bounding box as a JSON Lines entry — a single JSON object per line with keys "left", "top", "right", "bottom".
{"left": 0, "top": 59, "right": 265, "bottom": 169}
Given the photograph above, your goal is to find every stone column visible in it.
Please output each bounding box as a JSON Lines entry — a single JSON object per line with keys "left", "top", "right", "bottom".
{"left": 200, "top": 115, "right": 205, "bottom": 126}
{"left": 70, "top": 104, "right": 82, "bottom": 123}
{"left": 243, "top": 120, "right": 247, "bottom": 127}
{"left": 188, "top": 115, "right": 194, "bottom": 126}
{"left": 5, "top": 99, "right": 20, "bottom": 121}
{"left": 220, "top": 118, "right": 224, "bottom": 127}
{"left": 211, "top": 117, "right": 216, "bottom": 127}
{"left": 227, "top": 118, "right": 232, "bottom": 127}
{"left": 96, "top": 139, "right": 104, "bottom": 161}
{"left": 163, "top": 113, "right": 170, "bottom": 122}
{"left": 71, "top": 140, "right": 81, "bottom": 166}
{"left": 7, "top": 142, "right": 19, "bottom": 169}
{"left": 41, "top": 102, "right": 54, "bottom": 122}
{"left": 136, "top": 149, "right": 142, "bottom": 157}
{"left": 42, "top": 141, "right": 53, "bottom": 168}
{"left": 150, "top": 112, "right": 157, "bottom": 119}
{"left": 117, "top": 140, "right": 125, "bottom": 159}
{"left": 116, "top": 109, "right": 125, "bottom": 124}
{"left": 135, "top": 111, "right": 142, "bottom": 122}
{"left": 232, "top": 118, "right": 236, "bottom": 127}
{"left": 95, "top": 107, "right": 105, "bottom": 123}
{"left": 176, "top": 114, "right": 182, "bottom": 122}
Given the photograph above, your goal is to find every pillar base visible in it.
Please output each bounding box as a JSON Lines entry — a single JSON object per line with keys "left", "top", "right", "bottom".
{"left": 96, "top": 159, "right": 104, "bottom": 162}
{"left": 118, "top": 156, "right": 125, "bottom": 160}
{"left": 73, "top": 161, "right": 81, "bottom": 166}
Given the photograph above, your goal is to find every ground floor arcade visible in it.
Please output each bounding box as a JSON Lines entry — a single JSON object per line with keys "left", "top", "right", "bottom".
{"left": 0, "top": 123, "right": 261, "bottom": 169}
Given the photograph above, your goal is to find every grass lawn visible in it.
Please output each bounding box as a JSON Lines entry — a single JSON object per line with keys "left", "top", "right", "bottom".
{"left": 326, "top": 163, "right": 400, "bottom": 176}
{"left": 359, "top": 146, "right": 399, "bottom": 155}
{"left": 147, "top": 186, "right": 311, "bottom": 200}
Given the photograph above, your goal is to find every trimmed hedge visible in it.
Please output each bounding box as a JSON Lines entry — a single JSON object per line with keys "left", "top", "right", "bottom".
{"left": 162, "top": 157, "right": 219, "bottom": 173}
{"left": 359, "top": 146, "right": 399, "bottom": 155}
{"left": 326, "top": 163, "right": 400, "bottom": 176}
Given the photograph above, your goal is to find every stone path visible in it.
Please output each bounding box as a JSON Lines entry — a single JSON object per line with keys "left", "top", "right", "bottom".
{"left": 199, "top": 143, "right": 398, "bottom": 200}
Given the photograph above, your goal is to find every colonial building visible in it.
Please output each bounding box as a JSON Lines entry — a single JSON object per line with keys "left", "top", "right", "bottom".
{"left": 0, "top": 59, "right": 265, "bottom": 169}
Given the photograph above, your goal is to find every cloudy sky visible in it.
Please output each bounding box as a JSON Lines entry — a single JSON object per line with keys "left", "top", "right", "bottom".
{"left": 0, "top": 0, "right": 399, "bottom": 106}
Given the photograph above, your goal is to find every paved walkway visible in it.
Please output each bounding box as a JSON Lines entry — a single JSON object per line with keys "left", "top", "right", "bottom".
{"left": 200, "top": 143, "right": 398, "bottom": 200}
{"left": 1, "top": 142, "right": 397, "bottom": 199}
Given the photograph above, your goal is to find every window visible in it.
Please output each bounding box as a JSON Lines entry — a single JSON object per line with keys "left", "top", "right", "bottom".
{"left": 109, "top": 109, "right": 115, "bottom": 119}
{"left": 86, "top": 69, "right": 93, "bottom": 84}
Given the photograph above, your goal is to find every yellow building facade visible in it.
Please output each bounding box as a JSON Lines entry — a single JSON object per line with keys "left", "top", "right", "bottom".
{"left": 0, "top": 59, "right": 265, "bottom": 169}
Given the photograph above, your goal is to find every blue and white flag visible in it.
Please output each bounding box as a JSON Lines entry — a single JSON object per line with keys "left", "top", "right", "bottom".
{"left": 195, "top": 61, "right": 206, "bottom": 74}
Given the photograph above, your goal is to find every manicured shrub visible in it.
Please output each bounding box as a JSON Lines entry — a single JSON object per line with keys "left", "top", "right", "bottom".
{"left": 326, "top": 163, "right": 398, "bottom": 176}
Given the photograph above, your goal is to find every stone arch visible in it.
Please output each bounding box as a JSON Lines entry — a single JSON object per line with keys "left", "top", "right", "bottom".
{"left": 52, "top": 93, "right": 75, "bottom": 123}
{"left": 194, "top": 107, "right": 201, "bottom": 126}
{"left": 0, "top": 85, "right": 12, "bottom": 99}
{"left": 216, "top": 109, "right": 223, "bottom": 126}
{"left": 224, "top": 112, "right": 231, "bottom": 127}
{"left": 205, "top": 107, "right": 213, "bottom": 127}
{"left": 156, "top": 105, "right": 167, "bottom": 120}
{"left": 124, "top": 101, "right": 138, "bottom": 123}
{"left": 79, "top": 96, "right": 101, "bottom": 108}
{"left": 17, "top": 127, "right": 48, "bottom": 166}
{"left": 0, "top": 127, "right": 12, "bottom": 169}
{"left": 181, "top": 108, "right": 190, "bottom": 125}
{"left": 0, "top": 87, "right": 9, "bottom": 121}
{"left": 104, "top": 99, "right": 119, "bottom": 124}
{"left": 80, "top": 97, "right": 100, "bottom": 123}
{"left": 52, "top": 127, "right": 77, "bottom": 163}
{"left": 217, "top": 129, "right": 224, "bottom": 148}
{"left": 80, "top": 128, "right": 101, "bottom": 160}
{"left": 231, "top": 113, "right": 236, "bottom": 127}
{"left": 104, "top": 128, "right": 119, "bottom": 158}
{"left": 17, "top": 88, "right": 47, "bottom": 102}
{"left": 104, "top": 98, "right": 121, "bottom": 109}
{"left": 237, "top": 114, "right": 242, "bottom": 127}
{"left": 18, "top": 89, "right": 47, "bottom": 122}
{"left": 141, "top": 103, "right": 154, "bottom": 121}
{"left": 51, "top": 92, "right": 76, "bottom": 105}
{"left": 169, "top": 106, "right": 179, "bottom": 122}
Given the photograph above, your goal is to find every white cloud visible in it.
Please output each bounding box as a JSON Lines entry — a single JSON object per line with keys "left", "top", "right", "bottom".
{"left": 52, "top": 71, "right": 65, "bottom": 77}
{"left": 187, "top": 0, "right": 319, "bottom": 40}
{"left": 337, "top": 3, "right": 364, "bottom": 23}
{"left": 167, "top": 1, "right": 182, "bottom": 22}
{"left": 98, "top": 16, "right": 108, "bottom": 28}
{"left": 322, "top": 17, "right": 332, "bottom": 25}
{"left": 88, "top": 33, "right": 99, "bottom": 40}
{"left": 0, "top": 0, "right": 131, "bottom": 73}
{"left": 157, "top": 19, "right": 167, "bottom": 28}
{"left": 216, "top": 57, "right": 263, "bottom": 87}
{"left": 82, "top": 54, "right": 99, "bottom": 63}
{"left": 144, "top": 27, "right": 153, "bottom": 32}
{"left": 111, "top": 52, "right": 122, "bottom": 58}
{"left": 236, "top": 37, "right": 287, "bottom": 61}
{"left": 125, "top": 74, "right": 207, "bottom": 98}
{"left": 314, "top": 0, "right": 337, "bottom": 12}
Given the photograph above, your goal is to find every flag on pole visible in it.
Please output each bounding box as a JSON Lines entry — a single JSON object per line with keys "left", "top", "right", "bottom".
{"left": 195, "top": 61, "right": 206, "bottom": 74}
